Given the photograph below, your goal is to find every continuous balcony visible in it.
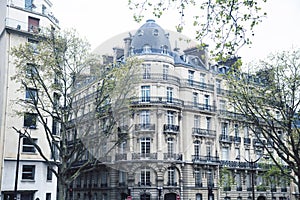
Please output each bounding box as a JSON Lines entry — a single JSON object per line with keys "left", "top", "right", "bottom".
{"left": 132, "top": 153, "right": 157, "bottom": 160}
{"left": 192, "top": 155, "right": 220, "bottom": 164}
{"left": 192, "top": 128, "right": 216, "bottom": 138}
{"left": 219, "top": 134, "right": 233, "bottom": 143}
{"left": 163, "top": 153, "right": 182, "bottom": 160}
{"left": 140, "top": 73, "right": 180, "bottom": 86}
{"left": 163, "top": 124, "right": 180, "bottom": 134}
{"left": 130, "top": 96, "right": 183, "bottom": 108}
{"left": 183, "top": 79, "right": 214, "bottom": 92}
{"left": 134, "top": 123, "right": 155, "bottom": 131}
{"left": 219, "top": 110, "right": 247, "bottom": 121}
{"left": 184, "top": 101, "right": 216, "bottom": 113}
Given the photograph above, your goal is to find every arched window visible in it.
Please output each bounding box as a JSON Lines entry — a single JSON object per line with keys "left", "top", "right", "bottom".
{"left": 143, "top": 45, "right": 151, "bottom": 53}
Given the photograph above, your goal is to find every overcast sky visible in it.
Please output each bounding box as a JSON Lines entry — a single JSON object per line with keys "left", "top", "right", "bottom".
{"left": 51, "top": 0, "right": 300, "bottom": 63}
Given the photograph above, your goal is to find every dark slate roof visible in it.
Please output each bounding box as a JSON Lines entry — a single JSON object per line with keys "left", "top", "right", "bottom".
{"left": 131, "top": 19, "right": 171, "bottom": 50}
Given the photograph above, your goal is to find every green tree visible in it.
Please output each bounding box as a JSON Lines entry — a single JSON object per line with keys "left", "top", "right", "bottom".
{"left": 128, "top": 0, "right": 267, "bottom": 60}
{"left": 11, "top": 28, "right": 139, "bottom": 200}
{"left": 226, "top": 49, "right": 300, "bottom": 197}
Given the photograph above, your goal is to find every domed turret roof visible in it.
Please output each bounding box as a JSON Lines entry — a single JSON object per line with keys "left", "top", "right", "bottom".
{"left": 131, "top": 19, "right": 171, "bottom": 50}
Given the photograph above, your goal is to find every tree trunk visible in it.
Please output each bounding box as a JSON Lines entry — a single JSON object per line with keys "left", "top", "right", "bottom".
{"left": 57, "top": 176, "right": 67, "bottom": 200}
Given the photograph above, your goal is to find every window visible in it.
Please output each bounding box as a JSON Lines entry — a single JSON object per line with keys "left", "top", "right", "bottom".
{"left": 52, "top": 117, "right": 60, "bottom": 135}
{"left": 236, "top": 173, "right": 242, "bottom": 190}
{"left": 28, "top": 38, "right": 39, "bottom": 53}
{"left": 196, "top": 193, "right": 202, "bottom": 200}
{"left": 22, "top": 138, "right": 37, "bottom": 153}
{"left": 206, "top": 117, "right": 211, "bottom": 130}
{"left": 119, "top": 171, "right": 127, "bottom": 185}
{"left": 219, "top": 100, "right": 226, "bottom": 111}
{"left": 194, "top": 140, "right": 200, "bottom": 157}
{"left": 25, "top": 88, "right": 37, "bottom": 101}
{"left": 193, "top": 92, "right": 198, "bottom": 106}
{"left": 140, "top": 137, "right": 151, "bottom": 154}
{"left": 26, "top": 63, "right": 37, "bottom": 77}
{"left": 235, "top": 148, "right": 240, "bottom": 160}
{"left": 221, "top": 122, "right": 228, "bottom": 137}
{"left": 22, "top": 165, "right": 35, "bottom": 180}
{"left": 204, "top": 95, "right": 210, "bottom": 110}
{"left": 206, "top": 145, "right": 212, "bottom": 158}
{"left": 101, "top": 172, "right": 108, "bottom": 186}
{"left": 163, "top": 65, "right": 169, "bottom": 80}
{"left": 207, "top": 170, "right": 214, "bottom": 187}
{"left": 47, "top": 166, "right": 53, "bottom": 181}
{"left": 28, "top": 17, "right": 40, "bottom": 33}
{"left": 168, "top": 167, "right": 176, "bottom": 185}
{"left": 141, "top": 86, "right": 150, "bottom": 102}
{"left": 153, "top": 29, "right": 159, "bottom": 36}
{"left": 140, "top": 168, "right": 151, "bottom": 186}
{"left": 142, "top": 64, "right": 151, "bottom": 79}
{"left": 234, "top": 124, "right": 239, "bottom": 137}
{"left": 245, "top": 149, "right": 250, "bottom": 161}
{"left": 222, "top": 147, "right": 229, "bottom": 160}
{"left": 46, "top": 193, "right": 51, "bottom": 200}
{"left": 167, "top": 138, "right": 174, "bottom": 155}
{"left": 25, "top": 0, "right": 34, "bottom": 10}
{"left": 143, "top": 44, "right": 151, "bottom": 53}
{"left": 167, "top": 87, "right": 173, "bottom": 103}
{"left": 244, "top": 125, "right": 249, "bottom": 138}
{"left": 195, "top": 168, "right": 202, "bottom": 187}
{"left": 200, "top": 73, "right": 205, "bottom": 88}
{"left": 42, "top": 5, "right": 47, "bottom": 14}
{"left": 161, "top": 45, "right": 168, "bottom": 54}
{"left": 119, "top": 141, "right": 127, "bottom": 154}
{"left": 24, "top": 113, "right": 37, "bottom": 129}
{"left": 188, "top": 70, "right": 194, "bottom": 85}
{"left": 167, "top": 111, "right": 174, "bottom": 125}
{"left": 140, "top": 110, "right": 150, "bottom": 125}
{"left": 245, "top": 174, "right": 251, "bottom": 189}
{"left": 194, "top": 115, "right": 200, "bottom": 128}
{"left": 216, "top": 80, "right": 221, "bottom": 92}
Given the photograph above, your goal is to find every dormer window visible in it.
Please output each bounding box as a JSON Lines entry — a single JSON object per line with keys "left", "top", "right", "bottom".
{"left": 138, "top": 30, "right": 144, "bottom": 36}
{"left": 161, "top": 45, "right": 168, "bottom": 54}
{"left": 143, "top": 45, "right": 151, "bottom": 53}
{"left": 153, "top": 29, "right": 159, "bottom": 36}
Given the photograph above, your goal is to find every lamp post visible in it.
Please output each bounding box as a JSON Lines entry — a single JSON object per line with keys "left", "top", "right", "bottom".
{"left": 245, "top": 157, "right": 261, "bottom": 200}
{"left": 14, "top": 131, "right": 23, "bottom": 200}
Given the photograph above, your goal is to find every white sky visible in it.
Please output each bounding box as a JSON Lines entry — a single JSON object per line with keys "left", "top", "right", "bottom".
{"left": 51, "top": 0, "right": 300, "bottom": 63}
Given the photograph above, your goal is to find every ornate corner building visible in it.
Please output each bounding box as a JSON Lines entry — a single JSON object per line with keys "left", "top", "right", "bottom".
{"left": 70, "top": 19, "right": 291, "bottom": 200}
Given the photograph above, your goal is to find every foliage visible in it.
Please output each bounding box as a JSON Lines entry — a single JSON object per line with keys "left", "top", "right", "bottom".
{"left": 226, "top": 48, "right": 300, "bottom": 193}
{"left": 219, "top": 167, "right": 234, "bottom": 190}
{"left": 10, "top": 27, "right": 139, "bottom": 199}
{"left": 128, "top": 0, "right": 267, "bottom": 61}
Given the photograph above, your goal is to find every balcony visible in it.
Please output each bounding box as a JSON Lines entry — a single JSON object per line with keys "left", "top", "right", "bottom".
{"left": 139, "top": 73, "right": 180, "bottom": 86}
{"left": 163, "top": 124, "right": 180, "bottom": 134}
{"left": 163, "top": 153, "right": 182, "bottom": 160}
{"left": 184, "top": 101, "right": 216, "bottom": 112}
{"left": 115, "top": 153, "right": 127, "bottom": 161}
{"left": 192, "top": 155, "right": 220, "bottom": 164}
{"left": 219, "top": 135, "right": 232, "bottom": 143}
{"left": 135, "top": 123, "right": 155, "bottom": 131}
{"left": 130, "top": 96, "right": 183, "bottom": 108}
{"left": 138, "top": 181, "right": 152, "bottom": 186}
{"left": 192, "top": 128, "right": 216, "bottom": 138}
{"left": 236, "top": 186, "right": 243, "bottom": 191}
{"left": 195, "top": 182, "right": 203, "bottom": 187}
{"left": 219, "top": 110, "right": 246, "bottom": 120}
{"left": 132, "top": 153, "right": 157, "bottom": 160}
{"left": 184, "top": 79, "right": 214, "bottom": 92}
{"left": 220, "top": 160, "right": 259, "bottom": 169}
{"left": 167, "top": 182, "right": 178, "bottom": 186}
{"left": 253, "top": 139, "right": 266, "bottom": 147}
{"left": 233, "top": 136, "right": 241, "bottom": 143}
{"left": 244, "top": 137, "right": 251, "bottom": 145}
{"left": 5, "top": 18, "right": 43, "bottom": 34}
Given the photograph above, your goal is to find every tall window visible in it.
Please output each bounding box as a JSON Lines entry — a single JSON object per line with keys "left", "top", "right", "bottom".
{"left": 28, "top": 17, "right": 40, "bottom": 33}
{"left": 167, "top": 111, "right": 174, "bottom": 125}
{"left": 194, "top": 115, "right": 200, "bottom": 128}
{"left": 216, "top": 79, "right": 221, "bottom": 92}
{"left": 235, "top": 148, "right": 240, "bottom": 160}
{"left": 47, "top": 166, "right": 53, "bottom": 181}
{"left": 140, "top": 110, "right": 150, "bottom": 125}
{"left": 234, "top": 124, "right": 239, "bottom": 137}
{"left": 194, "top": 140, "right": 200, "bottom": 158}
{"left": 221, "top": 122, "right": 228, "bottom": 137}
{"left": 245, "top": 149, "right": 250, "bottom": 161}
{"left": 204, "top": 95, "right": 210, "bottom": 110}
{"left": 25, "top": 0, "right": 34, "bottom": 10}
{"left": 193, "top": 92, "right": 198, "bottom": 106}
{"left": 196, "top": 194, "right": 202, "bottom": 200}
{"left": 141, "top": 86, "right": 150, "bottom": 102}
{"left": 142, "top": 64, "right": 151, "bottom": 79}
{"left": 167, "top": 138, "right": 174, "bottom": 155}
{"left": 206, "top": 145, "right": 212, "bottom": 158}
{"left": 167, "top": 87, "right": 173, "bottom": 103}
{"left": 119, "top": 141, "right": 127, "bottom": 154}
{"left": 22, "top": 138, "right": 37, "bottom": 153}
{"left": 206, "top": 117, "right": 211, "bottom": 130}
{"left": 24, "top": 113, "right": 37, "bottom": 129}
{"left": 52, "top": 117, "right": 59, "bottom": 135}
{"left": 246, "top": 174, "right": 251, "bottom": 189}
{"left": 140, "top": 137, "right": 151, "bottom": 155}
{"left": 195, "top": 168, "right": 202, "bottom": 187}
{"left": 168, "top": 167, "right": 176, "bottom": 185}
{"left": 222, "top": 147, "right": 229, "bottom": 160}
{"left": 119, "top": 171, "right": 127, "bottom": 185}
{"left": 219, "top": 100, "right": 226, "bottom": 111}
{"left": 25, "top": 88, "right": 37, "bottom": 101}
{"left": 236, "top": 173, "right": 242, "bottom": 190}
{"left": 101, "top": 172, "right": 108, "bottom": 186}
{"left": 244, "top": 125, "right": 249, "bottom": 138}
{"left": 163, "top": 65, "right": 169, "bottom": 80}
{"left": 140, "top": 168, "right": 151, "bottom": 186}
{"left": 188, "top": 70, "right": 194, "bottom": 85}
{"left": 22, "top": 165, "right": 35, "bottom": 180}
{"left": 200, "top": 73, "right": 205, "bottom": 88}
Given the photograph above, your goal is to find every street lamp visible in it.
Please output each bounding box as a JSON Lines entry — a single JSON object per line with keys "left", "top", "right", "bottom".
{"left": 14, "top": 130, "right": 24, "bottom": 200}
{"left": 245, "top": 157, "right": 261, "bottom": 200}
